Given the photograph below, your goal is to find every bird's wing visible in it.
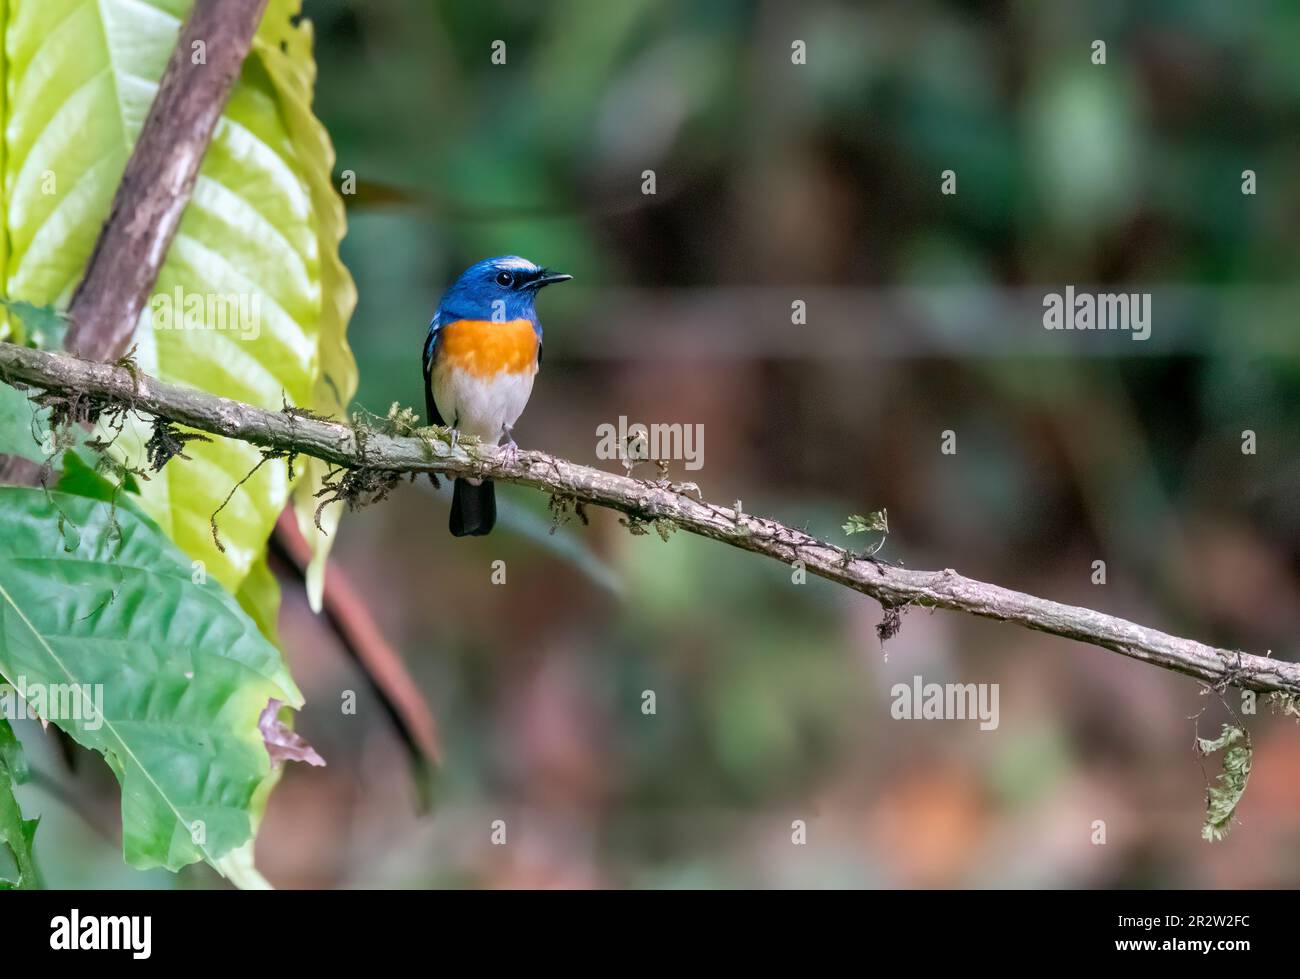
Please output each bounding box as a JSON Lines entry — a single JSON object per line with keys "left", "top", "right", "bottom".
{"left": 422, "top": 311, "right": 446, "bottom": 426}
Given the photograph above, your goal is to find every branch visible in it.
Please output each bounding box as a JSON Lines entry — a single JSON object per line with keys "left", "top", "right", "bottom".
{"left": 0, "top": 0, "right": 441, "bottom": 782}
{"left": 1, "top": 0, "right": 266, "bottom": 488}
{"left": 3, "top": 342, "right": 1297, "bottom": 696}
{"left": 269, "top": 511, "right": 442, "bottom": 769}
{"left": 64, "top": 0, "right": 271, "bottom": 362}
{"left": 0, "top": 0, "right": 273, "bottom": 774}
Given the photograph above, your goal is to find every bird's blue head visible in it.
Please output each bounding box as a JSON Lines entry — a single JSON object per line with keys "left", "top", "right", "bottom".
{"left": 437, "top": 256, "right": 572, "bottom": 325}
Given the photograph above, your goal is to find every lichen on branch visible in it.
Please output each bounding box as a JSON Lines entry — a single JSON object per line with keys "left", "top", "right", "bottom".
{"left": 1, "top": 341, "right": 1297, "bottom": 698}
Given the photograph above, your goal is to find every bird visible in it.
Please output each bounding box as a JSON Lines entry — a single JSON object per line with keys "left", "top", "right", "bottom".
{"left": 422, "top": 256, "right": 572, "bottom": 536}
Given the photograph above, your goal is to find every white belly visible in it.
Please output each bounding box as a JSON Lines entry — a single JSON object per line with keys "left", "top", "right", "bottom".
{"left": 431, "top": 365, "right": 536, "bottom": 444}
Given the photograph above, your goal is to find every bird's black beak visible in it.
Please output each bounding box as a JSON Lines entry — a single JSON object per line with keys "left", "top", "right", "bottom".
{"left": 529, "top": 269, "right": 572, "bottom": 289}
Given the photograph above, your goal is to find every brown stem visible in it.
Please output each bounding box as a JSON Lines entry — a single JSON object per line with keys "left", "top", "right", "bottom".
{"left": 63, "top": 0, "right": 271, "bottom": 363}
{"left": 0, "top": 0, "right": 268, "bottom": 485}
{"left": 270, "top": 511, "right": 441, "bottom": 767}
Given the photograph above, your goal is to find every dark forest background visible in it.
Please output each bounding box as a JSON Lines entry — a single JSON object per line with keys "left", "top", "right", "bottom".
{"left": 37, "top": 0, "right": 1300, "bottom": 887}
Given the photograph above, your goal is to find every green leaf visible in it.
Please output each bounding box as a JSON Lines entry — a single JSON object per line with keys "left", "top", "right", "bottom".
{"left": 0, "top": 717, "right": 29, "bottom": 782}
{"left": 0, "top": 382, "right": 46, "bottom": 464}
{"left": 1198, "top": 724, "right": 1252, "bottom": 842}
{"left": 55, "top": 451, "right": 139, "bottom": 510}
{"left": 0, "top": 719, "right": 40, "bottom": 889}
{"left": 0, "top": 350, "right": 98, "bottom": 470}
{"left": 254, "top": 3, "right": 360, "bottom": 610}
{"left": 843, "top": 510, "right": 889, "bottom": 536}
{"left": 0, "top": 300, "right": 69, "bottom": 349}
{"left": 0, "top": 487, "right": 302, "bottom": 873}
{"left": 2, "top": 0, "right": 357, "bottom": 610}
{"left": 236, "top": 554, "right": 283, "bottom": 648}
{"left": 0, "top": 378, "right": 100, "bottom": 474}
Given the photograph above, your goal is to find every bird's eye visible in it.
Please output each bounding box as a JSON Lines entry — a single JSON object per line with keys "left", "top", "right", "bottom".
{"left": 495, "top": 271, "right": 514, "bottom": 288}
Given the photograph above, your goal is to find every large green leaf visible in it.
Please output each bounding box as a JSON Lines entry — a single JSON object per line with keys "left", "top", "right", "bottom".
{"left": 0, "top": 719, "right": 39, "bottom": 889}
{"left": 0, "top": 486, "right": 301, "bottom": 873}
{"left": 1, "top": 0, "right": 357, "bottom": 604}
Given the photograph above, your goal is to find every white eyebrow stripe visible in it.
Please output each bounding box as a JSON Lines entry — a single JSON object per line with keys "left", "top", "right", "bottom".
{"left": 494, "top": 256, "right": 540, "bottom": 271}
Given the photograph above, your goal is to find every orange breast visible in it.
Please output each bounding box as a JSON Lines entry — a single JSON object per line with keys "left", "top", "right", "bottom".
{"left": 439, "top": 319, "right": 539, "bottom": 378}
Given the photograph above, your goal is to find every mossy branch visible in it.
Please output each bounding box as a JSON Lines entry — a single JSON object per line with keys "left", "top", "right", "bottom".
{"left": 2, "top": 341, "right": 1298, "bottom": 696}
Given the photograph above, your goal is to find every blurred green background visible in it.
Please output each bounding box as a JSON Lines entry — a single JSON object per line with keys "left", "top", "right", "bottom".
{"left": 19, "top": 0, "right": 1300, "bottom": 888}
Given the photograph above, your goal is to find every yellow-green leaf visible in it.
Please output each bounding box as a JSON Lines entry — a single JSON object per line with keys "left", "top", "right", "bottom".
{"left": 255, "top": 2, "right": 359, "bottom": 609}
{"left": 1, "top": 0, "right": 357, "bottom": 607}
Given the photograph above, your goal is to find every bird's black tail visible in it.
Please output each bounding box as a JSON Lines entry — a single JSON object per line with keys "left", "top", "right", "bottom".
{"left": 450, "top": 478, "right": 496, "bottom": 537}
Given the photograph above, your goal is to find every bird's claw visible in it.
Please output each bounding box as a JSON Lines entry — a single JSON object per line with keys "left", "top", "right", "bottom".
{"left": 497, "top": 439, "right": 519, "bottom": 468}
{"left": 498, "top": 427, "right": 519, "bottom": 467}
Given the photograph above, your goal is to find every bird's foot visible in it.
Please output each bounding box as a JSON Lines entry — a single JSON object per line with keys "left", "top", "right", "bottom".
{"left": 497, "top": 428, "right": 520, "bottom": 467}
